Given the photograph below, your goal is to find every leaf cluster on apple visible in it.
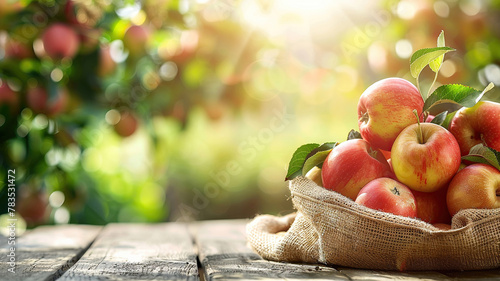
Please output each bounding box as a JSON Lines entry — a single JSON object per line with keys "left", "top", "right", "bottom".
{"left": 285, "top": 31, "right": 500, "bottom": 225}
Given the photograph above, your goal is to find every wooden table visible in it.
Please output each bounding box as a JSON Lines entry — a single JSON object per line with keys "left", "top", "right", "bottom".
{"left": 1, "top": 219, "right": 499, "bottom": 280}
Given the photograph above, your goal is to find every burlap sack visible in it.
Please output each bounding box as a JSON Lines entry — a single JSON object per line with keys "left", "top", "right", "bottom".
{"left": 247, "top": 176, "right": 500, "bottom": 271}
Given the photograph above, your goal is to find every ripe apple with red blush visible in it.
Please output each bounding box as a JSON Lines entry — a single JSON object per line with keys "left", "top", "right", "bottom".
{"left": 391, "top": 118, "right": 461, "bottom": 193}
{"left": 321, "top": 139, "right": 394, "bottom": 200}
{"left": 355, "top": 177, "right": 417, "bottom": 218}
{"left": 447, "top": 163, "right": 500, "bottom": 217}
{"left": 114, "top": 111, "right": 139, "bottom": 137}
{"left": 0, "top": 81, "right": 19, "bottom": 112}
{"left": 27, "top": 86, "right": 68, "bottom": 116}
{"left": 449, "top": 101, "right": 500, "bottom": 155}
{"left": 412, "top": 188, "right": 451, "bottom": 224}
{"left": 41, "top": 23, "right": 80, "bottom": 60}
{"left": 358, "top": 77, "right": 424, "bottom": 151}
{"left": 123, "top": 25, "right": 150, "bottom": 57}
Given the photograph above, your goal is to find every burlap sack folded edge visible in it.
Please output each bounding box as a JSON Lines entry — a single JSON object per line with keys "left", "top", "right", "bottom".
{"left": 247, "top": 176, "right": 500, "bottom": 271}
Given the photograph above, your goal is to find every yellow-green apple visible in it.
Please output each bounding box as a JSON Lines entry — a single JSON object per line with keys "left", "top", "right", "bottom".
{"left": 448, "top": 101, "right": 500, "bottom": 155}
{"left": 41, "top": 23, "right": 80, "bottom": 60}
{"left": 412, "top": 188, "right": 451, "bottom": 224}
{"left": 305, "top": 166, "right": 323, "bottom": 187}
{"left": 358, "top": 77, "right": 424, "bottom": 151}
{"left": 446, "top": 163, "right": 500, "bottom": 216}
{"left": 391, "top": 122, "right": 461, "bottom": 192}
{"left": 355, "top": 177, "right": 417, "bottom": 218}
{"left": 0, "top": 0, "right": 24, "bottom": 16}
{"left": 321, "top": 139, "right": 394, "bottom": 200}
{"left": 27, "top": 86, "right": 68, "bottom": 116}
{"left": 114, "top": 111, "right": 139, "bottom": 137}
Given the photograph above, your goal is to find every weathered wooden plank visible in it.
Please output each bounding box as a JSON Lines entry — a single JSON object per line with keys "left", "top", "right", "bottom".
{"left": 440, "top": 268, "right": 500, "bottom": 280}
{"left": 193, "top": 219, "right": 349, "bottom": 280}
{"left": 0, "top": 224, "right": 102, "bottom": 281}
{"left": 59, "top": 223, "right": 199, "bottom": 281}
{"left": 337, "top": 267, "right": 453, "bottom": 281}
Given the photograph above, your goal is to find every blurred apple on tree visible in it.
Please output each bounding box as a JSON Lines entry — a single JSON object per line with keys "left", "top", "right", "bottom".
{"left": 27, "top": 85, "right": 68, "bottom": 116}
{"left": 41, "top": 23, "right": 80, "bottom": 60}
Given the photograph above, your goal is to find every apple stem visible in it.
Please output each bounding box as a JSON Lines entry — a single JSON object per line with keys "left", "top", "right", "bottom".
{"left": 391, "top": 187, "right": 400, "bottom": 196}
{"left": 413, "top": 109, "right": 424, "bottom": 144}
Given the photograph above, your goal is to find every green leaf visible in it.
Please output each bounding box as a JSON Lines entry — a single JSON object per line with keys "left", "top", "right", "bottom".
{"left": 302, "top": 142, "right": 338, "bottom": 174}
{"left": 440, "top": 110, "right": 457, "bottom": 129}
{"left": 461, "top": 144, "right": 500, "bottom": 171}
{"left": 302, "top": 149, "right": 333, "bottom": 176}
{"left": 285, "top": 143, "right": 319, "bottom": 181}
{"left": 430, "top": 110, "right": 448, "bottom": 125}
{"left": 410, "top": 46, "right": 455, "bottom": 79}
{"left": 429, "top": 31, "right": 446, "bottom": 73}
{"left": 423, "top": 82, "right": 494, "bottom": 112}
{"left": 347, "top": 129, "right": 362, "bottom": 141}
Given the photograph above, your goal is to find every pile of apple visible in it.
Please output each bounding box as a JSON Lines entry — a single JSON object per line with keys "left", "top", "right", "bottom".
{"left": 288, "top": 45, "right": 500, "bottom": 228}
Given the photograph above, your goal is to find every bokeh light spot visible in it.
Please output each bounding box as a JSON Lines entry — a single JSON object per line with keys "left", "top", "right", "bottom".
{"left": 395, "top": 39, "right": 413, "bottom": 59}
{"left": 49, "top": 191, "right": 65, "bottom": 208}
{"left": 105, "top": 109, "right": 121, "bottom": 125}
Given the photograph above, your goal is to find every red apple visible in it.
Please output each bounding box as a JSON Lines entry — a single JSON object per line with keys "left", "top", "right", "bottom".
{"left": 321, "top": 139, "right": 394, "bottom": 200}
{"left": 448, "top": 101, "right": 500, "bottom": 155}
{"left": 358, "top": 77, "right": 424, "bottom": 151}
{"left": 114, "top": 111, "right": 139, "bottom": 137}
{"left": 432, "top": 223, "right": 451, "bottom": 231}
{"left": 412, "top": 188, "right": 451, "bottom": 224}
{"left": 123, "top": 25, "right": 150, "bottom": 57}
{"left": 391, "top": 122, "right": 461, "bottom": 192}
{"left": 355, "top": 177, "right": 417, "bottom": 218}
{"left": 5, "top": 38, "right": 33, "bottom": 59}
{"left": 447, "top": 163, "right": 500, "bottom": 217}
{"left": 26, "top": 86, "right": 68, "bottom": 116}
{"left": 41, "top": 23, "right": 80, "bottom": 60}
{"left": 0, "top": 81, "right": 19, "bottom": 111}
{"left": 17, "top": 188, "right": 50, "bottom": 227}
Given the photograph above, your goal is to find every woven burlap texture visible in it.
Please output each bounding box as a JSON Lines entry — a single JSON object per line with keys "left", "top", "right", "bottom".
{"left": 246, "top": 176, "right": 500, "bottom": 271}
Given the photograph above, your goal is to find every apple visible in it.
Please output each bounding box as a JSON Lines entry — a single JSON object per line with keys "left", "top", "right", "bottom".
{"left": 64, "top": 0, "right": 101, "bottom": 28}
{"left": 5, "top": 38, "right": 33, "bottom": 59}
{"left": 446, "top": 163, "right": 500, "bottom": 217}
{"left": 321, "top": 139, "right": 394, "bottom": 200}
{"left": 358, "top": 77, "right": 424, "bottom": 151}
{"left": 0, "top": 0, "right": 24, "bottom": 16}
{"left": 97, "top": 44, "right": 117, "bottom": 77}
{"left": 432, "top": 223, "right": 451, "bottom": 231}
{"left": 26, "top": 86, "right": 68, "bottom": 116}
{"left": 391, "top": 121, "right": 461, "bottom": 192}
{"left": 114, "top": 111, "right": 139, "bottom": 137}
{"left": 17, "top": 188, "right": 50, "bottom": 227}
{"left": 123, "top": 25, "right": 150, "bottom": 57}
{"left": 448, "top": 101, "right": 500, "bottom": 155}
{"left": 41, "top": 23, "right": 80, "bottom": 60}
{"left": 0, "top": 81, "right": 19, "bottom": 111}
{"left": 355, "top": 177, "right": 417, "bottom": 218}
{"left": 305, "top": 166, "right": 323, "bottom": 187}
{"left": 412, "top": 188, "right": 451, "bottom": 224}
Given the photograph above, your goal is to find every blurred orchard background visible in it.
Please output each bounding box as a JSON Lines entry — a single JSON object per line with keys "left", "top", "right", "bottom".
{"left": 1, "top": 0, "right": 500, "bottom": 231}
